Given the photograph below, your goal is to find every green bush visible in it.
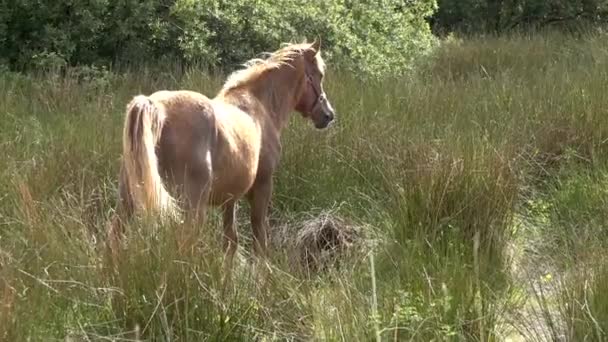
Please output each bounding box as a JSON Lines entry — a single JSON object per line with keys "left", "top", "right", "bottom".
{"left": 0, "top": 0, "right": 438, "bottom": 76}
{"left": 432, "top": 0, "right": 608, "bottom": 34}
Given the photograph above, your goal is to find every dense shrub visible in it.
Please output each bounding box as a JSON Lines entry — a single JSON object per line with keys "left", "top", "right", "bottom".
{"left": 432, "top": 0, "right": 608, "bottom": 34}
{"left": 0, "top": 0, "right": 438, "bottom": 76}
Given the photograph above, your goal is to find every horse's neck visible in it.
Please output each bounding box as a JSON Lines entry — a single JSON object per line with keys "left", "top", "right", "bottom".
{"left": 230, "top": 85, "right": 295, "bottom": 133}
{"left": 219, "top": 65, "right": 302, "bottom": 134}
{"left": 252, "top": 70, "right": 302, "bottom": 131}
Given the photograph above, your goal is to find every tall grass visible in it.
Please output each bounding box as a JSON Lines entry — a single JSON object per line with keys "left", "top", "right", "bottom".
{"left": 2, "top": 30, "right": 608, "bottom": 340}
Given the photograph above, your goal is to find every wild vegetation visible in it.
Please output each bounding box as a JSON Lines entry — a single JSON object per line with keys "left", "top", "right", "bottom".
{"left": 432, "top": 0, "right": 608, "bottom": 34}
{"left": 2, "top": 1, "right": 608, "bottom": 341}
{"left": 1, "top": 30, "right": 608, "bottom": 341}
{"left": 0, "top": 0, "right": 437, "bottom": 76}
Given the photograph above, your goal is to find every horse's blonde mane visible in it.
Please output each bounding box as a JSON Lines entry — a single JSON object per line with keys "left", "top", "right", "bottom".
{"left": 220, "top": 42, "right": 324, "bottom": 94}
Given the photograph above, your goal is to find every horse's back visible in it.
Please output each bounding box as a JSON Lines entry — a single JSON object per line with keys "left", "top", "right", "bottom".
{"left": 149, "top": 90, "right": 211, "bottom": 115}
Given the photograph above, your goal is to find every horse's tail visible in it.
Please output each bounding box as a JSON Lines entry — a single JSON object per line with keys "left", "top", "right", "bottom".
{"left": 121, "top": 95, "right": 178, "bottom": 220}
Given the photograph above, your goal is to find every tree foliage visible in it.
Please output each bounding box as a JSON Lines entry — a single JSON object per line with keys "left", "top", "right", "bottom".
{"left": 0, "top": 0, "right": 438, "bottom": 76}
{"left": 431, "top": 0, "right": 608, "bottom": 34}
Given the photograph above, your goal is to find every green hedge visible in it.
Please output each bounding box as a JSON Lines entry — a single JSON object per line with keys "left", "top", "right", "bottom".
{"left": 0, "top": 0, "right": 438, "bottom": 76}
{"left": 431, "top": 0, "right": 608, "bottom": 34}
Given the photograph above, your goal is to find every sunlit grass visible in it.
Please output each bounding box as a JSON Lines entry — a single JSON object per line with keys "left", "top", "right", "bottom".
{"left": 2, "top": 30, "right": 608, "bottom": 340}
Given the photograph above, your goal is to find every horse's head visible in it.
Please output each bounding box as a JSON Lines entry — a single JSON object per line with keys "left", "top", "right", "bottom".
{"left": 294, "top": 40, "right": 336, "bottom": 129}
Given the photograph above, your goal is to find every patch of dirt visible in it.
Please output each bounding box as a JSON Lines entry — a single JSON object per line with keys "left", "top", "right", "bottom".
{"left": 505, "top": 214, "right": 568, "bottom": 342}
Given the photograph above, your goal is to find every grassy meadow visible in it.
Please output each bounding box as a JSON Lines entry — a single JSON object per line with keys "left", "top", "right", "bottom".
{"left": 2, "top": 31, "right": 608, "bottom": 341}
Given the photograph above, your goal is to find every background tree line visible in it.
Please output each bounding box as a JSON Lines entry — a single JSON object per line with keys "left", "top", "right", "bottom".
{"left": 1, "top": 0, "right": 607, "bottom": 75}
{"left": 0, "top": 0, "right": 437, "bottom": 76}
{"left": 432, "top": 0, "right": 608, "bottom": 35}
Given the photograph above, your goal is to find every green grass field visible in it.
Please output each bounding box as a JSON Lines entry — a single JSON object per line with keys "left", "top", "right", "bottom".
{"left": 2, "top": 31, "right": 608, "bottom": 341}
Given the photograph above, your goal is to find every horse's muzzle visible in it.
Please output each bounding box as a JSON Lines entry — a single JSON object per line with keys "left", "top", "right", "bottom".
{"left": 315, "top": 111, "right": 335, "bottom": 129}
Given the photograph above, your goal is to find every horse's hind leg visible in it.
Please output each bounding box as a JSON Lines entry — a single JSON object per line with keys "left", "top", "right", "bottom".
{"left": 175, "top": 167, "right": 211, "bottom": 254}
{"left": 221, "top": 200, "right": 238, "bottom": 274}
{"left": 182, "top": 159, "right": 212, "bottom": 226}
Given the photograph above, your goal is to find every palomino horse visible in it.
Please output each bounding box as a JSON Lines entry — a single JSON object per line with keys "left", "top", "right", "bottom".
{"left": 115, "top": 40, "right": 336, "bottom": 270}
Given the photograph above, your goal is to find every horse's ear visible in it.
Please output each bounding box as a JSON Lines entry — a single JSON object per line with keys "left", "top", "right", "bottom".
{"left": 311, "top": 38, "right": 321, "bottom": 53}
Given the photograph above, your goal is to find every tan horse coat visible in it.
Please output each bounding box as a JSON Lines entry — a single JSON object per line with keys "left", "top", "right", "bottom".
{"left": 115, "top": 41, "right": 336, "bottom": 270}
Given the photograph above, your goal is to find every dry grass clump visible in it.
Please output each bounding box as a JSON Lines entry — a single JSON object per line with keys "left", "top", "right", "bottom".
{"left": 271, "top": 211, "right": 370, "bottom": 275}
